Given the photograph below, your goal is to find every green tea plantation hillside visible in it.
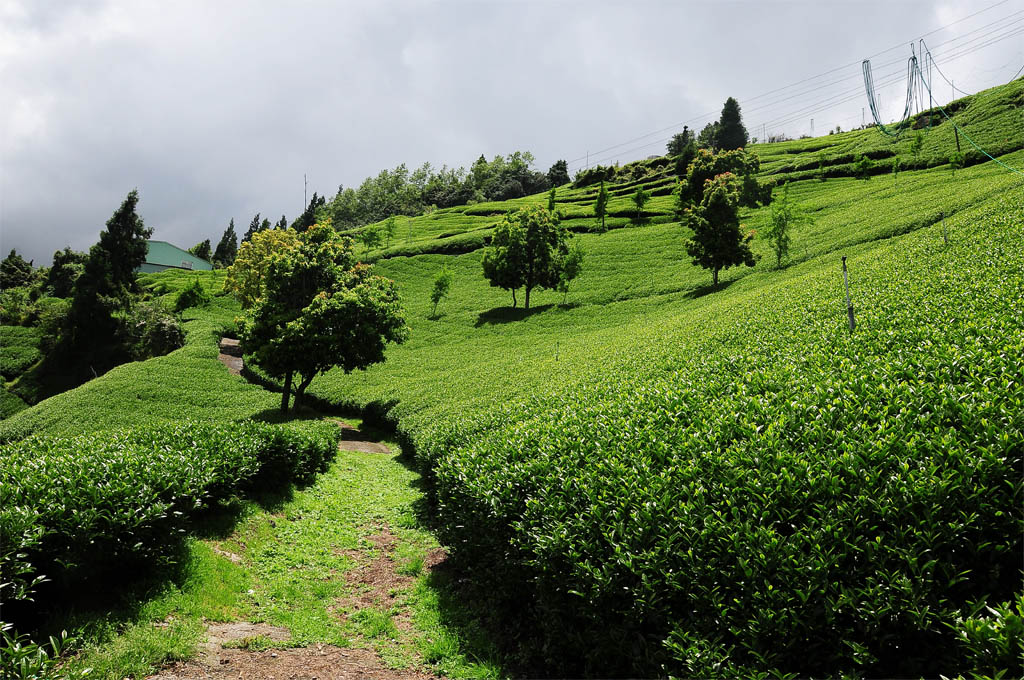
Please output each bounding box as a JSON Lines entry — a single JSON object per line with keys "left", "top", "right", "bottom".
{"left": 290, "top": 80, "right": 1024, "bottom": 677}
{"left": 2, "top": 77, "right": 1021, "bottom": 679}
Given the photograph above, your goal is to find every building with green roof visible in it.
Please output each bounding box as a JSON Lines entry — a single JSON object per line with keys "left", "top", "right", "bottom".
{"left": 138, "top": 240, "right": 213, "bottom": 273}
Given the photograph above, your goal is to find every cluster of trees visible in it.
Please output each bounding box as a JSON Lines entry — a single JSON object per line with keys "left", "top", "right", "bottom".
{"left": 224, "top": 225, "right": 409, "bottom": 411}
{"left": 1, "top": 191, "right": 185, "bottom": 404}
{"left": 666, "top": 96, "right": 749, "bottom": 161}
{"left": 321, "top": 152, "right": 571, "bottom": 231}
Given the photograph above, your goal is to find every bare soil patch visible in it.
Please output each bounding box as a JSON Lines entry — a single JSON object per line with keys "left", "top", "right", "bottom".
{"left": 149, "top": 642, "right": 429, "bottom": 679}
{"left": 335, "top": 527, "right": 446, "bottom": 634}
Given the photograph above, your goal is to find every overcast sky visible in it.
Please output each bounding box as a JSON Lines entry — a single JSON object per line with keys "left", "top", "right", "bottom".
{"left": 2, "top": 0, "right": 1022, "bottom": 265}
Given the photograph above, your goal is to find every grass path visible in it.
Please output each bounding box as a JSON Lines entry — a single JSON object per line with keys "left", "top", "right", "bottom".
{"left": 67, "top": 418, "right": 501, "bottom": 679}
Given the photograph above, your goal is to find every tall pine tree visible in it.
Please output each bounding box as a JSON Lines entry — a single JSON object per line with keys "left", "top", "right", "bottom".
{"left": 715, "top": 97, "right": 749, "bottom": 151}
{"left": 213, "top": 219, "right": 238, "bottom": 267}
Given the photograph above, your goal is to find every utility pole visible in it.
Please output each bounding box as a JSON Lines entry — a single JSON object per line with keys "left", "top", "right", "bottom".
{"left": 810, "top": 118, "right": 814, "bottom": 136}
{"left": 862, "top": 107, "right": 865, "bottom": 128}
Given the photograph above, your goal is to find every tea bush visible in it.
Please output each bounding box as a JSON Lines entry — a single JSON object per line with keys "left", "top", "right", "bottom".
{"left": 0, "top": 419, "right": 339, "bottom": 613}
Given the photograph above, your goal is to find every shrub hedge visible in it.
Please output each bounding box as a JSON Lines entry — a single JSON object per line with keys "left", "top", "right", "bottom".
{"left": 0, "top": 420, "right": 339, "bottom": 615}
{"left": 407, "top": 196, "right": 1024, "bottom": 677}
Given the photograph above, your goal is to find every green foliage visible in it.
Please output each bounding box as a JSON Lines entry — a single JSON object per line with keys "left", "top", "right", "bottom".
{"left": 45, "top": 248, "right": 86, "bottom": 299}
{"left": 547, "top": 159, "right": 570, "bottom": 187}
{"left": 547, "top": 186, "right": 557, "bottom": 213}
{"left": 359, "top": 223, "right": 384, "bottom": 251}
{"left": 0, "top": 250, "right": 35, "bottom": 290}
{"left": 952, "top": 595, "right": 1024, "bottom": 678}
{"left": 892, "top": 155, "right": 903, "bottom": 185}
{"left": 682, "top": 147, "right": 763, "bottom": 207}
{"left": 0, "top": 326, "right": 41, "bottom": 379}
{"left": 764, "top": 183, "right": 810, "bottom": 268}
{"left": 383, "top": 216, "right": 397, "bottom": 249}
{"left": 910, "top": 130, "right": 925, "bottom": 160}
{"left": 696, "top": 120, "right": 719, "bottom": 149}
{"left": 174, "top": 278, "right": 211, "bottom": 312}
{"left": 212, "top": 219, "right": 238, "bottom": 267}
{"left": 594, "top": 180, "right": 609, "bottom": 231}
{"left": 631, "top": 186, "right": 651, "bottom": 224}
{"left": 187, "top": 239, "right": 212, "bottom": 262}
{"left": 950, "top": 150, "right": 966, "bottom": 176}
{"left": 715, "top": 96, "right": 748, "bottom": 151}
{"left": 0, "top": 626, "right": 77, "bottom": 680}
{"left": 0, "top": 386, "right": 28, "bottom": 419}
{"left": 481, "top": 206, "right": 574, "bottom": 310}
{"left": 430, "top": 266, "right": 453, "bottom": 318}
{"left": 124, "top": 302, "right": 185, "bottom": 360}
{"left": 291, "top": 193, "right": 326, "bottom": 232}
{"left": 62, "top": 190, "right": 153, "bottom": 370}
{"left": 243, "top": 224, "right": 408, "bottom": 411}
{"left": 0, "top": 420, "right": 338, "bottom": 610}
{"left": 557, "top": 241, "right": 584, "bottom": 304}
{"left": 666, "top": 125, "right": 693, "bottom": 156}
{"left": 242, "top": 212, "right": 269, "bottom": 242}
{"left": 853, "top": 154, "right": 873, "bottom": 180}
{"left": 684, "top": 173, "right": 757, "bottom": 286}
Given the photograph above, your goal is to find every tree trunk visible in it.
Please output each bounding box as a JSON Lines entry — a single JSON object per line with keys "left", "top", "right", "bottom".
{"left": 281, "top": 370, "right": 293, "bottom": 413}
{"left": 511, "top": 288, "right": 517, "bottom": 308}
{"left": 294, "top": 373, "right": 315, "bottom": 407}
{"left": 713, "top": 268, "right": 719, "bottom": 287}
{"left": 525, "top": 285, "right": 531, "bottom": 310}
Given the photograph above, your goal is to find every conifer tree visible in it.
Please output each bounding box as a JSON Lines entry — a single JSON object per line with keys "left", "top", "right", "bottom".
{"left": 188, "top": 239, "right": 212, "bottom": 262}
{"left": 715, "top": 97, "right": 749, "bottom": 151}
{"left": 213, "top": 219, "right": 238, "bottom": 267}
{"left": 594, "top": 180, "right": 609, "bottom": 231}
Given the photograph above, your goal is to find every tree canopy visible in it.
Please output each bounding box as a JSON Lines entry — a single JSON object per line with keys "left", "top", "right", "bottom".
{"left": 715, "top": 97, "right": 749, "bottom": 151}
{"left": 683, "top": 173, "right": 757, "bottom": 287}
{"left": 242, "top": 224, "right": 408, "bottom": 412}
{"left": 481, "top": 205, "right": 577, "bottom": 310}
{"left": 213, "top": 220, "right": 238, "bottom": 268}
{"left": 65, "top": 189, "right": 153, "bottom": 352}
{"left": 223, "top": 228, "right": 300, "bottom": 309}
{"left": 188, "top": 239, "right": 212, "bottom": 262}
{"left": 666, "top": 126, "right": 693, "bottom": 156}
{"left": 0, "top": 249, "right": 34, "bottom": 290}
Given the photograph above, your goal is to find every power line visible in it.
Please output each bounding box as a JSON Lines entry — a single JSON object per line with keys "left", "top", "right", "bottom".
{"left": 567, "top": 0, "right": 1017, "bottom": 169}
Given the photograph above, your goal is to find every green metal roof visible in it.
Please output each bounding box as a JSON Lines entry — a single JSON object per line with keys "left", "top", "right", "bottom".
{"left": 142, "top": 240, "right": 213, "bottom": 272}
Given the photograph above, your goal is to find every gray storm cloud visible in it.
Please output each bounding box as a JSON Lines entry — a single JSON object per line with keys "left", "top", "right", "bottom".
{"left": 1, "top": 0, "right": 1020, "bottom": 264}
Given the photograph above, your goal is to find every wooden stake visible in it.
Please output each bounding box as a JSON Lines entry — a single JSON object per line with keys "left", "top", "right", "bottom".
{"left": 942, "top": 212, "right": 948, "bottom": 245}
{"left": 842, "top": 256, "right": 856, "bottom": 333}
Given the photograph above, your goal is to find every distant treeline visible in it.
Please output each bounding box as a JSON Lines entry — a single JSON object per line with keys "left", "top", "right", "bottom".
{"left": 320, "top": 152, "right": 571, "bottom": 230}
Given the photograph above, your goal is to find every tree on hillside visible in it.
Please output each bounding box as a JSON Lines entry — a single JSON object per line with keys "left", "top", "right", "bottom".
{"left": 243, "top": 213, "right": 270, "bottom": 242}
{"left": 679, "top": 148, "right": 765, "bottom": 208}
{"left": 430, "top": 265, "right": 453, "bottom": 318}
{"left": 46, "top": 247, "right": 87, "bottom": 298}
{"left": 359, "top": 224, "right": 384, "bottom": 251}
{"left": 764, "top": 182, "right": 811, "bottom": 269}
{"left": 383, "top": 216, "right": 397, "bottom": 249}
{"left": 697, "top": 121, "right": 720, "bottom": 149}
{"left": 949, "top": 151, "right": 965, "bottom": 177}
{"left": 65, "top": 189, "right": 153, "bottom": 350}
{"left": 853, "top": 154, "right": 873, "bottom": 180}
{"left": 667, "top": 126, "right": 693, "bottom": 156}
{"left": 242, "top": 223, "right": 408, "bottom": 412}
{"left": 557, "top": 241, "right": 585, "bottom": 304}
{"left": 292, "top": 192, "right": 326, "bottom": 232}
{"left": 482, "top": 205, "right": 577, "bottom": 310}
{"left": 213, "top": 220, "right": 238, "bottom": 267}
{"left": 548, "top": 187, "right": 557, "bottom": 213}
{"left": 547, "top": 160, "right": 570, "bottom": 187}
{"left": 189, "top": 239, "right": 212, "bottom": 262}
{"left": 684, "top": 173, "right": 757, "bottom": 287}
{"left": 224, "top": 228, "right": 300, "bottom": 309}
{"left": 275, "top": 215, "right": 288, "bottom": 230}
{"left": 632, "top": 186, "right": 651, "bottom": 225}
{"left": 1, "top": 249, "right": 34, "bottom": 290}
{"left": 715, "top": 97, "right": 749, "bottom": 151}
{"left": 594, "top": 180, "right": 609, "bottom": 232}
